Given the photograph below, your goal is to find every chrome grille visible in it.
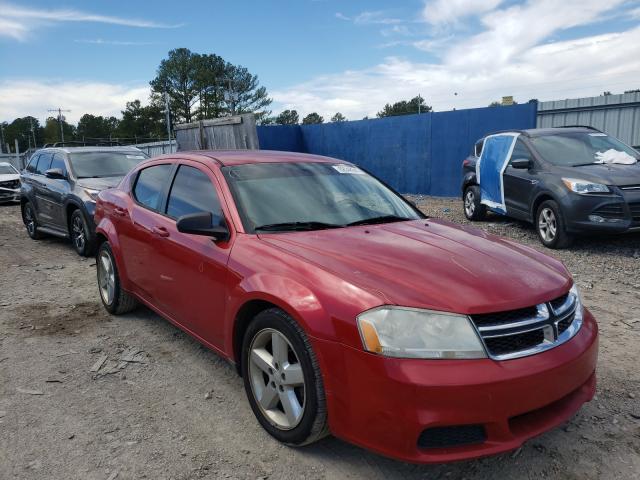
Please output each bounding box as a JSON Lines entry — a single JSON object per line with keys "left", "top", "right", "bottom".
{"left": 470, "top": 292, "right": 582, "bottom": 361}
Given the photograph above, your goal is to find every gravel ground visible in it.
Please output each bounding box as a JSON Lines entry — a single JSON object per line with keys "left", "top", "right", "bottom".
{"left": 1, "top": 198, "right": 639, "bottom": 480}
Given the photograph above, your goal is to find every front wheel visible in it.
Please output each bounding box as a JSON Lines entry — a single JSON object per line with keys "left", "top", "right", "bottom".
{"left": 536, "top": 200, "right": 572, "bottom": 249}
{"left": 97, "top": 242, "right": 138, "bottom": 314}
{"left": 22, "top": 201, "right": 43, "bottom": 240}
{"left": 242, "top": 308, "right": 329, "bottom": 446}
{"left": 463, "top": 185, "right": 486, "bottom": 221}
{"left": 70, "top": 209, "right": 95, "bottom": 257}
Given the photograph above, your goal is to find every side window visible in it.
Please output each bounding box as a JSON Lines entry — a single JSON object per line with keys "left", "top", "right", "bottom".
{"left": 133, "top": 164, "right": 173, "bottom": 211}
{"left": 510, "top": 139, "right": 533, "bottom": 163}
{"left": 166, "top": 165, "right": 222, "bottom": 221}
{"left": 35, "top": 153, "right": 53, "bottom": 175}
{"left": 50, "top": 153, "right": 67, "bottom": 177}
{"left": 26, "top": 154, "right": 39, "bottom": 173}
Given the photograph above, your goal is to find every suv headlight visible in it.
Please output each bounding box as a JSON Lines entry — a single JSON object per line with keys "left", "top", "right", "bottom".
{"left": 357, "top": 307, "right": 487, "bottom": 359}
{"left": 84, "top": 188, "right": 100, "bottom": 201}
{"left": 562, "top": 178, "right": 610, "bottom": 194}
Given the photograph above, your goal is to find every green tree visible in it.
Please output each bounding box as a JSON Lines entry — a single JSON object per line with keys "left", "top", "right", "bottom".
{"left": 194, "top": 53, "right": 228, "bottom": 119}
{"left": 76, "top": 114, "right": 119, "bottom": 140}
{"left": 150, "top": 48, "right": 200, "bottom": 123}
{"left": 3, "top": 116, "right": 44, "bottom": 152}
{"left": 275, "top": 109, "right": 299, "bottom": 125}
{"left": 224, "top": 64, "right": 272, "bottom": 122}
{"left": 488, "top": 101, "right": 501, "bottom": 107}
{"left": 118, "top": 100, "right": 166, "bottom": 140}
{"left": 377, "top": 96, "right": 431, "bottom": 117}
{"left": 302, "top": 112, "right": 324, "bottom": 125}
{"left": 43, "top": 117, "right": 75, "bottom": 144}
{"left": 330, "top": 112, "right": 346, "bottom": 122}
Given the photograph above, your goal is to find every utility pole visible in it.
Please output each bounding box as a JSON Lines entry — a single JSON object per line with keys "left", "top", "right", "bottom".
{"left": 29, "top": 117, "right": 37, "bottom": 149}
{"left": 418, "top": 94, "right": 422, "bottom": 114}
{"left": 48, "top": 107, "right": 71, "bottom": 143}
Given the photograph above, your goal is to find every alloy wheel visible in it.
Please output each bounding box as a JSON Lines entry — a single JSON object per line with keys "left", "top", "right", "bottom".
{"left": 248, "top": 328, "right": 306, "bottom": 430}
{"left": 98, "top": 250, "right": 116, "bottom": 305}
{"left": 24, "top": 205, "right": 36, "bottom": 236}
{"left": 538, "top": 207, "right": 557, "bottom": 242}
{"left": 72, "top": 215, "right": 86, "bottom": 251}
{"left": 464, "top": 190, "right": 475, "bottom": 217}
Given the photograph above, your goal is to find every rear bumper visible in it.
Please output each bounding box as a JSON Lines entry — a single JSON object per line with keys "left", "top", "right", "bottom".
{"left": 313, "top": 309, "right": 598, "bottom": 463}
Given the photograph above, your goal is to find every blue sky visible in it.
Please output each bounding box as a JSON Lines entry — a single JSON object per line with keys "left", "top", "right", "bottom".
{"left": 1, "top": 0, "right": 639, "bottom": 123}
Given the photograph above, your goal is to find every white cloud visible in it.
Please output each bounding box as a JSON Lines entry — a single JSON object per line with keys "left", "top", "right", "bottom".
{"left": 0, "top": 80, "right": 150, "bottom": 123}
{"left": 74, "top": 39, "right": 159, "bottom": 46}
{"left": 271, "top": 25, "right": 640, "bottom": 120}
{"left": 335, "top": 12, "right": 351, "bottom": 21}
{"left": 422, "top": 0, "right": 505, "bottom": 25}
{"left": 335, "top": 10, "right": 402, "bottom": 25}
{"left": 0, "top": 2, "right": 182, "bottom": 41}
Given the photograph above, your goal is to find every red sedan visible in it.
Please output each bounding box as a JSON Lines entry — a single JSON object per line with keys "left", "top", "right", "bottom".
{"left": 94, "top": 150, "right": 598, "bottom": 463}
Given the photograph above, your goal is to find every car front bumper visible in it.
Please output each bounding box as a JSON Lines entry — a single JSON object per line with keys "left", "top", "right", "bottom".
{"left": 561, "top": 189, "right": 640, "bottom": 234}
{"left": 0, "top": 187, "right": 20, "bottom": 202}
{"left": 313, "top": 308, "right": 598, "bottom": 464}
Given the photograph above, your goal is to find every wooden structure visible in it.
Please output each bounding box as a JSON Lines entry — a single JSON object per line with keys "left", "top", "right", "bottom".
{"left": 174, "top": 114, "right": 259, "bottom": 151}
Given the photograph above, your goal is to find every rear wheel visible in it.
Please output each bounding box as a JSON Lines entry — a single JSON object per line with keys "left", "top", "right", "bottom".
{"left": 536, "top": 200, "right": 572, "bottom": 249}
{"left": 70, "top": 209, "right": 95, "bottom": 257}
{"left": 97, "top": 242, "right": 138, "bottom": 314}
{"left": 22, "top": 201, "right": 43, "bottom": 240}
{"left": 242, "top": 308, "right": 329, "bottom": 446}
{"left": 463, "top": 185, "right": 486, "bottom": 221}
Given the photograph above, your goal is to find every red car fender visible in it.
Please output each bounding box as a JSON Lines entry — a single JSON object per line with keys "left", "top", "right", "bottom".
{"left": 95, "top": 217, "right": 132, "bottom": 292}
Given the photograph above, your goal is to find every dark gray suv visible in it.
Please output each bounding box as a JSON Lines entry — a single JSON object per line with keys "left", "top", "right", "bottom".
{"left": 20, "top": 144, "right": 148, "bottom": 256}
{"left": 462, "top": 127, "right": 640, "bottom": 248}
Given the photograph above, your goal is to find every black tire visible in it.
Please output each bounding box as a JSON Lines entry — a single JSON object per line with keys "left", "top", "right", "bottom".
{"left": 70, "top": 209, "right": 96, "bottom": 257}
{"left": 241, "top": 308, "right": 329, "bottom": 446}
{"left": 536, "top": 200, "right": 573, "bottom": 249}
{"left": 96, "top": 242, "right": 138, "bottom": 314}
{"left": 22, "top": 201, "right": 43, "bottom": 240}
{"left": 463, "top": 185, "right": 487, "bottom": 221}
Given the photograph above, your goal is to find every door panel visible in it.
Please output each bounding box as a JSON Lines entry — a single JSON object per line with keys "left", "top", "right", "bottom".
{"left": 33, "top": 153, "right": 54, "bottom": 225}
{"left": 503, "top": 139, "right": 538, "bottom": 219}
{"left": 40, "top": 153, "right": 69, "bottom": 229}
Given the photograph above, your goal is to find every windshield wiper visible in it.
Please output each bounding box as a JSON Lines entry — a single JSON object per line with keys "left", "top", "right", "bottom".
{"left": 571, "top": 162, "right": 599, "bottom": 167}
{"left": 255, "top": 221, "right": 343, "bottom": 232}
{"left": 346, "top": 215, "right": 412, "bottom": 227}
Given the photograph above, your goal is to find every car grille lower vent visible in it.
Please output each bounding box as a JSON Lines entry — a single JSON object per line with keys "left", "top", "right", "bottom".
{"left": 0, "top": 179, "right": 19, "bottom": 189}
{"left": 417, "top": 425, "right": 486, "bottom": 449}
{"left": 591, "top": 204, "right": 624, "bottom": 219}
{"left": 469, "top": 292, "right": 582, "bottom": 360}
{"left": 629, "top": 202, "right": 640, "bottom": 222}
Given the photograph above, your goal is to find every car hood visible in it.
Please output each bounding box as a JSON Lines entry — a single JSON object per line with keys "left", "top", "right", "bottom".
{"left": 0, "top": 173, "right": 20, "bottom": 183}
{"left": 75, "top": 176, "right": 122, "bottom": 190}
{"left": 555, "top": 162, "right": 640, "bottom": 187}
{"left": 259, "top": 219, "right": 571, "bottom": 314}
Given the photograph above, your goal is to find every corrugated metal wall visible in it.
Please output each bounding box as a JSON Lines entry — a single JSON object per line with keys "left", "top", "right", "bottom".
{"left": 257, "top": 103, "right": 537, "bottom": 196}
{"left": 133, "top": 140, "right": 177, "bottom": 157}
{"left": 537, "top": 92, "right": 640, "bottom": 147}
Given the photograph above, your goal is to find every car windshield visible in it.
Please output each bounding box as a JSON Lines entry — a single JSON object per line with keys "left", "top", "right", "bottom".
{"left": 0, "top": 164, "right": 18, "bottom": 174}
{"left": 222, "top": 162, "right": 422, "bottom": 233}
{"left": 69, "top": 151, "right": 148, "bottom": 178}
{"left": 530, "top": 132, "right": 640, "bottom": 167}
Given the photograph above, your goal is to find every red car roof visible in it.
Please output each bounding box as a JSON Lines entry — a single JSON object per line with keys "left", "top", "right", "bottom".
{"left": 154, "top": 150, "right": 346, "bottom": 167}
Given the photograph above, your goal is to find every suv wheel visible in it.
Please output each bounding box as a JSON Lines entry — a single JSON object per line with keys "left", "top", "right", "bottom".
{"left": 22, "top": 201, "right": 43, "bottom": 240}
{"left": 463, "top": 185, "right": 486, "bottom": 221}
{"left": 536, "top": 200, "right": 572, "bottom": 249}
{"left": 97, "top": 242, "right": 138, "bottom": 314}
{"left": 70, "top": 209, "right": 95, "bottom": 257}
{"left": 242, "top": 308, "right": 329, "bottom": 446}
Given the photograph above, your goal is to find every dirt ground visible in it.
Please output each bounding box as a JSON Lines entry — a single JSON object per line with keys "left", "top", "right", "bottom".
{"left": 1, "top": 199, "right": 639, "bottom": 480}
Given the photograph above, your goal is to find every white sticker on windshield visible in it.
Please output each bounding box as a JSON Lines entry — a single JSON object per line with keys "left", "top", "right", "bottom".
{"left": 332, "top": 164, "right": 364, "bottom": 174}
{"left": 126, "top": 155, "right": 146, "bottom": 159}
{"left": 589, "top": 133, "right": 608, "bottom": 137}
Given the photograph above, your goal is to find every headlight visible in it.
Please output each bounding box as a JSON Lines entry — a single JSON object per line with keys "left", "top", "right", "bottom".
{"left": 84, "top": 188, "right": 100, "bottom": 201}
{"left": 562, "top": 178, "right": 609, "bottom": 194}
{"left": 570, "top": 283, "right": 583, "bottom": 319}
{"left": 357, "top": 307, "right": 487, "bottom": 359}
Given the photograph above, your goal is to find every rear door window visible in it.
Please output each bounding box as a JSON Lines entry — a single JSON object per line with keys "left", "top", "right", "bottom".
{"left": 166, "top": 165, "right": 222, "bottom": 221}
{"left": 35, "top": 153, "right": 53, "bottom": 175}
{"left": 133, "top": 164, "right": 173, "bottom": 211}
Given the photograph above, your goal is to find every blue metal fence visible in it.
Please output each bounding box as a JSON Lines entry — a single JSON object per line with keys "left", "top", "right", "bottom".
{"left": 257, "top": 103, "right": 537, "bottom": 196}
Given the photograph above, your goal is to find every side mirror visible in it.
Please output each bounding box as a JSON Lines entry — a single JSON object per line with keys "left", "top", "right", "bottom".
{"left": 510, "top": 158, "right": 531, "bottom": 169}
{"left": 176, "top": 211, "right": 229, "bottom": 242}
{"left": 45, "top": 168, "right": 66, "bottom": 179}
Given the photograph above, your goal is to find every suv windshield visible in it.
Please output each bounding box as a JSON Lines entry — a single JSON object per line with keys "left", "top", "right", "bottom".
{"left": 530, "top": 132, "right": 640, "bottom": 167}
{"left": 0, "top": 164, "right": 18, "bottom": 175}
{"left": 69, "top": 151, "right": 147, "bottom": 178}
{"left": 223, "top": 162, "right": 422, "bottom": 233}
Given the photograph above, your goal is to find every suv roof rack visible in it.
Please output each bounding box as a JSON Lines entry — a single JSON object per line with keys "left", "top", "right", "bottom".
{"left": 556, "top": 125, "right": 601, "bottom": 131}
{"left": 42, "top": 141, "right": 125, "bottom": 148}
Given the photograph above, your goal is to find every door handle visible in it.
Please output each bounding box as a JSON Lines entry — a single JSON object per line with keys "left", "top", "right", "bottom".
{"left": 114, "top": 207, "right": 127, "bottom": 216}
{"left": 152, "top": 226, "right": 170, "bottom": 237}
